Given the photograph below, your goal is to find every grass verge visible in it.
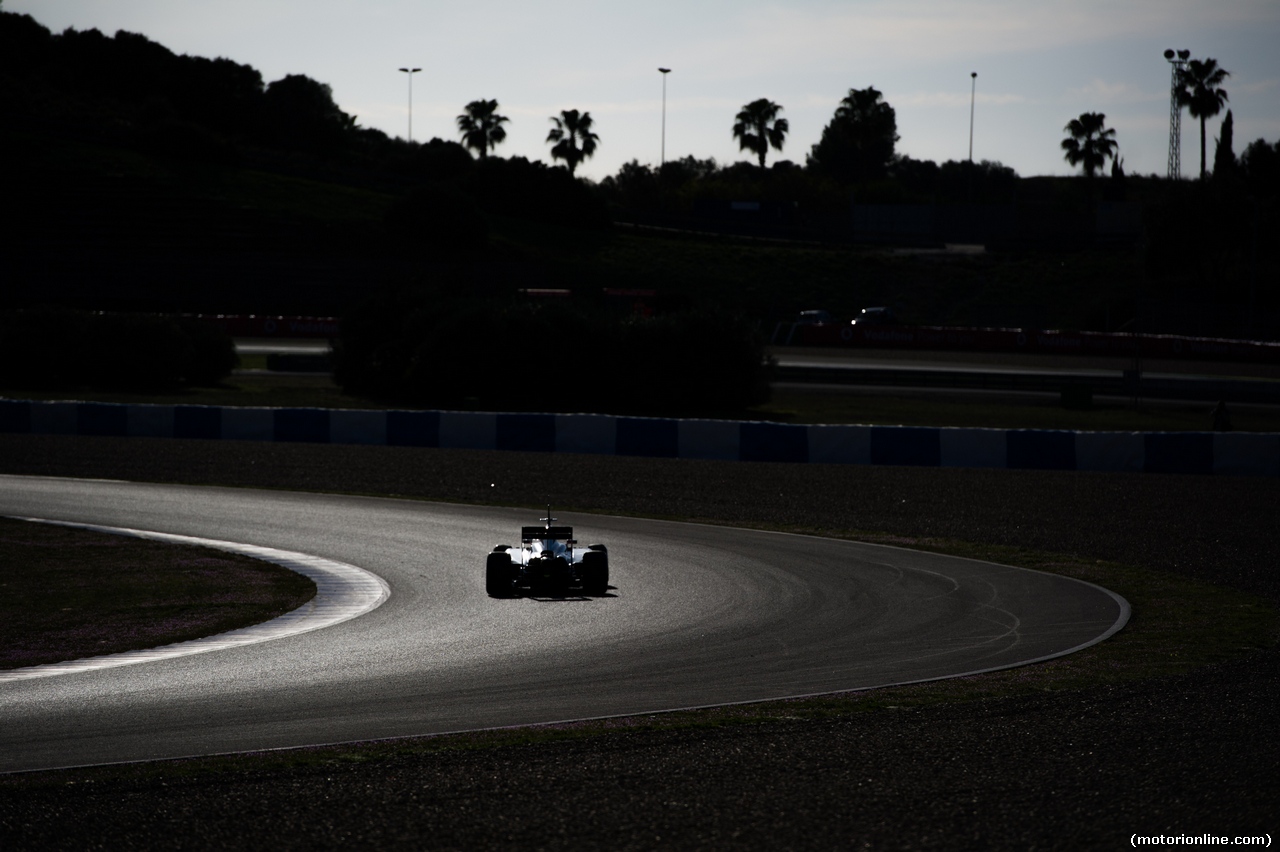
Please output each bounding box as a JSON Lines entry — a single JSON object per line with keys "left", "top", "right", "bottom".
{"left": 0, "top": 517, "right": 317, "bottom": 670}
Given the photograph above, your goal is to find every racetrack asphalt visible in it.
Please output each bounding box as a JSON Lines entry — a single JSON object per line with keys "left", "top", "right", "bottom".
{"left": 0, "top": 433, "right": 1276, "bottom": 849}
{"left": 0, "top": 477, "right": 1125, "bottom": 773}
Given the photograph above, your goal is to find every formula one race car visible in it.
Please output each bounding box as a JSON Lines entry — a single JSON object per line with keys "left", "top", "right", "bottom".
{"left": 486, "top": 507, "right": 609, "bottom": 597}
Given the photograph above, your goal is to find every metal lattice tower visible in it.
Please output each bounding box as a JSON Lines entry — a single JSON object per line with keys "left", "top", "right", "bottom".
{"left": 1165, "top": 49, "right": 1189, "bottom": 180}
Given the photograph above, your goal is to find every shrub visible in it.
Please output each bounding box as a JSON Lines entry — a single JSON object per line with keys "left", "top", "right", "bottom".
{"left": 0, "top": 309, "right": 237, "bottom": 390}
{"left": 465, "top": 156, "right": 611, "bottom": 230}
{"left": 177, "top": 318, "right": 239, "bottom": 386}
{"left": 382, "top": 185, "right": 489, "bottom": 258}
{"left": 333, "top": 292, "right": 768, "bottom": 415}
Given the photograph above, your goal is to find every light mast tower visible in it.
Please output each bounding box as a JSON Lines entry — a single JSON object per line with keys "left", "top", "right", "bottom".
{"left": 1164, "top": 49, "right": 1190, "bottom": 179}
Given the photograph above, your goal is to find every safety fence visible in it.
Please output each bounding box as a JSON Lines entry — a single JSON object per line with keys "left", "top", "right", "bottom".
{"left": 2, "top": 399, "right": 1276, "bottom": 477}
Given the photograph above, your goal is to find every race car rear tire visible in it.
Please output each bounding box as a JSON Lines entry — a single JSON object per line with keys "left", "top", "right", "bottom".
{"left": 486, "top": 552, "right": 515, "bottom": 598}
{"left": 582, "top": 550, "right": 609, "bottom": 595}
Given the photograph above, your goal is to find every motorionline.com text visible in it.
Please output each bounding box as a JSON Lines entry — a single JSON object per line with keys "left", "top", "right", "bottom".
{"left": 1132, "top": 835, "right": 1271, "bottom": 847}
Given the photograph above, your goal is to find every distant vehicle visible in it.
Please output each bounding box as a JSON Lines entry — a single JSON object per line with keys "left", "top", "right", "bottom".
{"left": 486, "top": 507, "right": 609, "bottom": 597}
{"left": 852, "top": 307, "right": 897, "bottom": 326}
{"left": 796, "top": 310, "right": 833, "bottom": 325}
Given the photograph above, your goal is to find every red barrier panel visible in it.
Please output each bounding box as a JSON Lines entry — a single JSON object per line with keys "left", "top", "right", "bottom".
{"left": 787, "top": 323, "right": 1280, "bottom": 365}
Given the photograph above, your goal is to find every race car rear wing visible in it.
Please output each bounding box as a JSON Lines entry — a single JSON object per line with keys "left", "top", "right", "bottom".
{"left": 522, "top": 526, "right": 574, "bottom": 541}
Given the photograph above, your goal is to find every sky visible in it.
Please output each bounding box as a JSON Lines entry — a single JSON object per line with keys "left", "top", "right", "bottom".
{"left": 10, "top": 0, "right": 1280, "bottom": 182}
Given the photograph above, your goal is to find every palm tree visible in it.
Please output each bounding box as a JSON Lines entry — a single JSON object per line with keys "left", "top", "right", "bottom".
{"left": 732, "top": 98, "right": 788, "bottom": 171}
{"left": 1061, "top": 112, "right": 1118, "bottom": 179}
{"left": 456, "top": 99, "right": 509, "bottom": 159}
{"left": 546, "top": 109, "right": 600, "bottom": 176}
{"left": 1176, "top": 58, "right": 1230, "bottom": 180}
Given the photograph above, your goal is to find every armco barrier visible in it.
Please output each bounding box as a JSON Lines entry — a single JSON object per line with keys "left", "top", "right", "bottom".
{"left": 1, "top": 400, "right": 1277, "bottom": 477}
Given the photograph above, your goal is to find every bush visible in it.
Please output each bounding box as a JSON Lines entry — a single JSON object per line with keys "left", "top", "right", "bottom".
{"left": 333, "top": 291, "right": 769, "bottom": 415}
{"left": 0, "top": 308, "right": 88, "bottom": 389}
{"left": 382, "top": 185, "right": 489, "bottom": 258}
{"left": 177, "top": 318, "right": 239, "bottom": 385}
{"left": 0, "top": 309, "right": 237, "bottom": 390}
{"left": 465, "top": 156, "right": 611, "bottom": 230}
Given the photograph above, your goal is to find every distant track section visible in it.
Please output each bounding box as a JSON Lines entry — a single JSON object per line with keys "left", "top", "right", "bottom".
{"left": 771, "top": 360, "right": 1280, "bottom": 405}
{"left": 776, "top": 322, "right": 1280, "bottom": 365}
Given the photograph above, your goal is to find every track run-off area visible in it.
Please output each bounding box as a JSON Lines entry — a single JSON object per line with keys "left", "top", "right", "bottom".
{"left": 0, "top": 475, "right": 1128, "bottom": 774}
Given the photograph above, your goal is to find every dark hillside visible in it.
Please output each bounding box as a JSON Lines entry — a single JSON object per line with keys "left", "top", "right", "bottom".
{"left": 0, "top": 11, "right": 604, "bottom": 315}
{"left": 4, "top": 136, "right": 392, "bottom": 313}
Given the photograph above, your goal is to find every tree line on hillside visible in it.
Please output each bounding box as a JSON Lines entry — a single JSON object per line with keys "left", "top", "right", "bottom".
{"left": 6, "top": 7, "right": 1278, "bottom": 216}
{"left": 1051, "top": 53, "right": 1277, "bottom": 322}
{"left": 1059, "top": 55, "right": 1261, "bottom": 184}
{"left": 0, "top": 12, "right": 350, "bottom": 157}
{"left": 3, "top": 7, "right": 1277, "bottom": 338}
{"left": 0, "top": 9, "right": 609, "bottom": 237}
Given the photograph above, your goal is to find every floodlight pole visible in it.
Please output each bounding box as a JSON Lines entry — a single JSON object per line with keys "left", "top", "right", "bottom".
{"left": 1164, "top": 49, "right": 1189, "bottom": 179}
{"left": 659, "top": 67, "right": 671, "bottom": 167}
{"left": 968, "top": 72, "right": 977, "bottom": 163}
{"left": 399, "top": 67, "right": 421, "bottom": 143}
